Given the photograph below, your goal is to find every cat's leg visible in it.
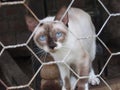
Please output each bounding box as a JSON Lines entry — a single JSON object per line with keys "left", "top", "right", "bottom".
{"left": 76, "top": 64, "right": 90, "bottom": 90}
{"left": 85, "top": 83, "right": 89, "bottom": 90}
{"left": 77, "top": 53, "right": 90, "bottom": 90}
{"left": 77, "top": 71, "right": 89, "bottom": 90}
{"left": 57, "top": 63, "right": 71, "bottom": 90}
{"left": 70, "top": 76, "right": 77, "bottom": 90}
{"left": 88, "top": 68, "right": 100, "bottom": 85}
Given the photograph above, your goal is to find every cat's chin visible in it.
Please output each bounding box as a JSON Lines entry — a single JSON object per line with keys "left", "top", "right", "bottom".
{"left": 49, "top": 48, "right": 59, "bottom": 53}
{"left": 49, "top": 47, "right": 61, "bottom": 53}
{"left": 49, "top": 49, "right": 56, "bottom": 53}
{"left": 43, "top": 46, "right": 60, "bottom": 53}
{"left": 49, "top": 44, "right": 62, "bottom": 53}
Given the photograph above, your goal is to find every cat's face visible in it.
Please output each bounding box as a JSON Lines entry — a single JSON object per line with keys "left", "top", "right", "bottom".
{"left": 34, "top": 21, "right": 68, "bottom": 53}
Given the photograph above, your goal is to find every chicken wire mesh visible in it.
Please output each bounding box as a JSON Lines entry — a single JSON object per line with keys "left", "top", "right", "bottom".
{"left": 0, "top": 0, "right": 120, "bottom": 90}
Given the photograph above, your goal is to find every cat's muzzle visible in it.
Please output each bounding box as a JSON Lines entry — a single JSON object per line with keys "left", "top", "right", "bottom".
{"left": 48, "top": 42, "right": 57, "bottom": 50}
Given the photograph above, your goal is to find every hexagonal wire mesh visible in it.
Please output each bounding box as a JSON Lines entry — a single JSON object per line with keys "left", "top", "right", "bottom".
{"left": 0, "top": 0, "right": 120, "bottom": 90}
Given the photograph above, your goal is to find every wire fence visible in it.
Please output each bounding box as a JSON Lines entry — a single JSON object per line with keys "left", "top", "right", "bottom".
{"left": 0, "top": 0, "right": 120, "bottom": 90}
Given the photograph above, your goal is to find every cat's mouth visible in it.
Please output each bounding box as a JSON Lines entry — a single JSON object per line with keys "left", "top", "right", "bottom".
{"left": 48, "top": 42, "right": 62, "bottom": 53}
{"left": 43, "top": 45, "right": 59, "bottom": 53}
{"left": 49, "top": 49, "right": 56, "bottom": 53}
{"left": 49, "top": 47, "right": 58, "bottom": 53}
{"left": 49, "top": 46, "right": 61, "bottom": 53}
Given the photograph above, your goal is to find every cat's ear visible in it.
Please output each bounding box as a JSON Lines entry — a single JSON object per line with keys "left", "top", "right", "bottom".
{"left": 25, "top": 15, "right": 39, "bottom": 32}
{"left": 54, "top": 6, "right": 69, "bottom": 25}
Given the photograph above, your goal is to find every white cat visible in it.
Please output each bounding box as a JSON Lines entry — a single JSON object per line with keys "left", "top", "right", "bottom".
{"left": 28, "top": 7, "right": 100, "bottom": 90}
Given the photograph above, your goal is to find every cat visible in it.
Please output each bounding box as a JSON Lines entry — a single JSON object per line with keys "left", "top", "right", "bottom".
{"left": 29, "top": 7, "right": 100, "bottom": 90}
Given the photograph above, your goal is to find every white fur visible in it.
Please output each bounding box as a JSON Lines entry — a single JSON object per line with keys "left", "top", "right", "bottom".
{"left": 85, "top": 83, "right": 89, "bottom": 90}
{"left": 40, "top": 16, "right": 55, "bottom": 23}
{"left": 89, "top": 68, "right": 100, "bottom": 85}
{"left": 34, "top": 8, "right": 100, "bottom": 90}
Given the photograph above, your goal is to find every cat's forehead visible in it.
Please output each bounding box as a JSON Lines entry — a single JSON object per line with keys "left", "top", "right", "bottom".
{"left": 36, "top": 21, "right": 67, "bottom": 33}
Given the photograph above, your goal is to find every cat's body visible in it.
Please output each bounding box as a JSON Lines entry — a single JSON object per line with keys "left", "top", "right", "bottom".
{"left": 33, "top": 7, "right": 100, "bottom": 90}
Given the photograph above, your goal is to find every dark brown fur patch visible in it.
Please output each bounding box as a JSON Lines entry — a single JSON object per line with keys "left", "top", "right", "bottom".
{"left": 65, "top": 76, "right": 71, "bottom": 90}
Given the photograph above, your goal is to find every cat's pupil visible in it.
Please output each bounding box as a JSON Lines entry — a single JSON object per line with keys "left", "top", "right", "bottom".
{"left": 39, "top": 35, "right": 46, "bottom": 41}
{"left": 56, "top": 32, "right": 62, "bottom": 38}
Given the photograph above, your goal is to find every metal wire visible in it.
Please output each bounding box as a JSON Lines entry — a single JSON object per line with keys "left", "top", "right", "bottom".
{"left": 0, "top": 0, "right": 120, "bottom": 90}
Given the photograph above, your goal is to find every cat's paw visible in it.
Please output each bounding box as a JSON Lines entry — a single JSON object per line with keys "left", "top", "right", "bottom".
{"left": 62, "top": 86, "right": 67, "bottom": 90}
{"left": 89, "top": 75, "right": 100, "bottom": 85}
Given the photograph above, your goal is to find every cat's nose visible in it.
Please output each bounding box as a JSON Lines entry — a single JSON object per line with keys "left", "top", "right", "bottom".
{"left": 49, "top": 43, "right": 57, "bottom": 49}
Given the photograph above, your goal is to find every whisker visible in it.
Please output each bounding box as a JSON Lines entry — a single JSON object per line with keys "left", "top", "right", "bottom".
{"left": 43, "top": 52, "right": 48, "bottom": 62}
{"left": 35, "top": 49, "right": 45, "bottom": 55}
{"left": 39, "top": 52, "right": 48, "bottom": 62}
{"left": 39, "top": 52, "right": 46, "bottom": 58}
{"left": 39, "top": 54, "right": 45, "bottom": 61}
{"left": 33, "top": 47, "right": 42, "bottom": 51}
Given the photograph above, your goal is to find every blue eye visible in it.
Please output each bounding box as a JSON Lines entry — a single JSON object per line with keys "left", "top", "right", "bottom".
{"left": 56, "top": 32, "right": 62, "bottom": 38}
{"left": 39, "top": 35, "right": 46, "bottom": 41}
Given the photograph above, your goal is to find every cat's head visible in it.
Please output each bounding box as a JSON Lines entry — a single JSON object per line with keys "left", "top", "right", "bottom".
{"left": 26, "top": 6, "right": 69, "bottom": 53}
